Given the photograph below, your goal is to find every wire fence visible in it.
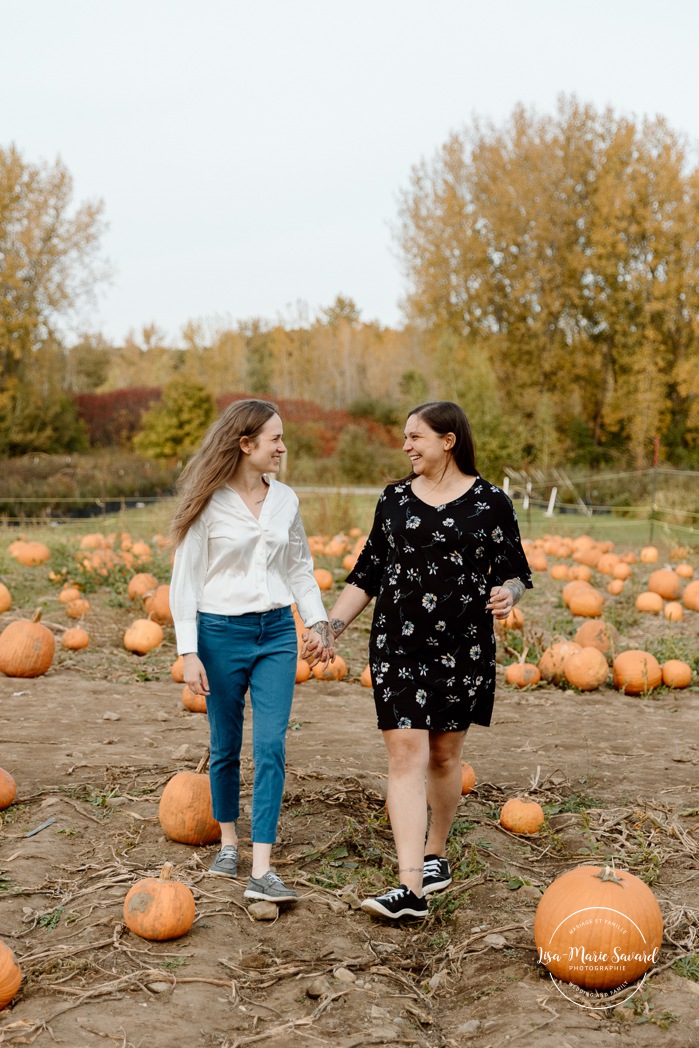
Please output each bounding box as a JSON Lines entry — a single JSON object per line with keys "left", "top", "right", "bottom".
{"left": 0, "top": 470, "right": 697, "bottom": 546}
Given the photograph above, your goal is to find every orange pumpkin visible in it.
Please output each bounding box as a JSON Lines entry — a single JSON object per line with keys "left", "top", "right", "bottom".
{"left": 127, "top": 572, "right": 159, "bottom": 601}
{"left": 534, "top": 865, "right": 662, "bottom": 991}
{"left": 606, "top": 579, "right": 625, "bottom": 596}
{"left": 171, "top": 655, "right": 185, "bottom": 682}
{"left": 568, "top": 586, "right": 605, "bottom": 618}
{"left": 181, "top": 685, "right": 207, "bottom": 713}
{"left": 647, "top": 569, "right": 681, "bottom": 601}
{"left": 295, "top": 659, "right": 311, "bottom": 683}
{"left": 0, "top": 940, "right": 22, "bottom": 1010}
{"left": 58, "top": 585, "right": 82, "bottom": 604}
{"left": 123, "top": 863, "right": 196, "bottom": 941}
{"left": 311, "top": 654, "right": 347, "bottom": 681}
{"left": 61, "top": 627, "right": 90, "bottom": 651}
{"left": 501, "top": 606, "right": 525, "bottom": 631}
{"left": 682, "top": 579, "right": 699, "bottom": 611}
{"left": 562, "top": 579, "right": 593, "bottom": 606}
{"left": 550, "top": 564, "right": 569, "bottom": 581}
{"left": 674, "top": 562, "right": 694, "bottom": 579}
{"left": 144, "top": 584, "right": 173, "bottom": 626}
{"left": 65, "top": 597, "right": 91, "bottom": 619}
{"left": 0, "top": 768, "right": 17, "bottom": 810}
{"left": 10, "top": 540, "right": 51, "bottom": 566}
{"left": 0, "top": 611, "right": 55, "bottom": 678}
{"left": 563, "top": 647, "right": 609, "bottom": 691}
{"left": 0, "top": 584, "right": 11, "bottom": 614}
{"left": 567, "top": 565, "right": 592, "bottom": 582}
{"left": 500, "top": 797, "right": 544, "bottom": 834}
{"left": 360, "top": 664, "right": 372, "bottom": 688}
{"left": 461, "top": 762, "right": 476, "bottom": 795}
{"left": 573, "top": 619, "right": 618, "bottom": 660}
{"left": 130, "top": 540, "right": 152, "bottom": 563}
{"left": 539, "top": 642, "right": 582, "bottom": 684}
{"left": 635, "top": 591, "right": 663, "bottom": 614}
{"left": 158, "top": 759, "right": 220, "bottom": 846}
{"left": 661, "top": 660, "right": 692, "bottom": 689}
{"left": 640, "top": 545, "right": 659, "bottom": 563}
{"left": 596, "top": 553, "right": 619, "bottom": 575}
{"left": 123, "top": 619, "right": 164, "bottom": 655}
{"left": 313, "top": 568, "right": 334, "bottom": 591}
{"left": 504, "top": 663, "right": 541, "bottom": 687}
{"left": 612, "top": 561, "right": 632, "bottom": 580}
{"left": 663, "top": 601, "right": 684, "bottom": 622}
{"left": 613, "top": 650, "right": 662, "bottom": 695}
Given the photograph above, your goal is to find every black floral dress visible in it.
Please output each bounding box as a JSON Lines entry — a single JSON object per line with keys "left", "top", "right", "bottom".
{"left": 346, "top": 476, "right": 532, "bottom": 732}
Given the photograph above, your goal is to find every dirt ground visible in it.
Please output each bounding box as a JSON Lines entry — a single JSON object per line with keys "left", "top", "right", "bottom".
{"left": 1, "top": 649, "right": 698, "bottom": 1048}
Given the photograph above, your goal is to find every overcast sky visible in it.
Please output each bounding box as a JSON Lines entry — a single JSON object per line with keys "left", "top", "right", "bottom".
{"left": 2, "top": 0, "right": 698, "bottom": 343}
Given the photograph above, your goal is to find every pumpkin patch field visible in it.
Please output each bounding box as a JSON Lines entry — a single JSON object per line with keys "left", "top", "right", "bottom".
{"left": 0, "top": 516, "right": 698, "bottom": 1048}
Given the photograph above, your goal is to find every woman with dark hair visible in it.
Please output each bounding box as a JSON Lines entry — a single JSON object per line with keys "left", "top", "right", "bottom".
{"left": 170, "top": 399, "right": 332, "bottom": 902}
{"left": 324, "top": 401, "right": 531, "bottom": 918}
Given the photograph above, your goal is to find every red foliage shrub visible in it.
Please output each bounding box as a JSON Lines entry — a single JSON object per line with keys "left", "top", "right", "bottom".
{"left": 216, "top": 394, "right": 399, "bottom": 457}
{"left": 75, "top": 389, "right": 162, "bottom": 447}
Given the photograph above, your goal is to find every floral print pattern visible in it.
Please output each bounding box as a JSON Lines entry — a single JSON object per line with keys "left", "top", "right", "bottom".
{"left": 346, "top": 477, "right": 532, "bottom": 731}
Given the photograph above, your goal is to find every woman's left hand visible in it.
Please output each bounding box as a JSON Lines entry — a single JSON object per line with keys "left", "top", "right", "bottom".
{"left": 300, "top": 622, "right": 335, "bottom": 668}
{"left": 487, "top": 584, "right": 515, "bottom": 620}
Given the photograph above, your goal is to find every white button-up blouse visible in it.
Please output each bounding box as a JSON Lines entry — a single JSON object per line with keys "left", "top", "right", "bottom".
{"left": 170, "top": 478, "right": 327, "bottom": 655}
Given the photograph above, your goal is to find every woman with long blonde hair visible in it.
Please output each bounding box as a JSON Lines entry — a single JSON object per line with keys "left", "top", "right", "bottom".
{"left": 170, "top": 399, "right": 332, "bottom": 902}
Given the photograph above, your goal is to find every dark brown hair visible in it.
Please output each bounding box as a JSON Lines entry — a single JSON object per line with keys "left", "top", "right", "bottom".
{"left": 406, "top": 401, "right": 477, "bottom": 477}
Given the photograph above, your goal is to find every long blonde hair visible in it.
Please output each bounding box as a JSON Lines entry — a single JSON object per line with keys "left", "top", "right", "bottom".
{"left": 170, "top": 399, "right": 280, "bottom": 547}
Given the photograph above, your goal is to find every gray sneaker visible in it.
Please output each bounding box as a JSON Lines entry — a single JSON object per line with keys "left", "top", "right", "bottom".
{"left": 209, "top": 844, "right": 239, "bottom": 878}
{"left": 243, "top": 869, "right": 297, "bottom": 903}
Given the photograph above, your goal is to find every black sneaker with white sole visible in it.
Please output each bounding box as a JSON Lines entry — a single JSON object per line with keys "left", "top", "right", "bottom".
{"left": 422, "top": 854, "right": 452, "bottom": 895}
{"left": 360, "top": 884, "right": 428, "bottom": 919}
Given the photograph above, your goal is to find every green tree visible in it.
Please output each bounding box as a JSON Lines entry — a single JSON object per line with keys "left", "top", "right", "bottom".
{"left": 0, "top": 146, "right": 107, "bottom": 453}
{"left": 133, "top": 378, "right": 216, "bottom": 460}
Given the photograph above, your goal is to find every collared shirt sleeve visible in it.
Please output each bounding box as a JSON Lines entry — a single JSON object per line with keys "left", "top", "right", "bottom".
{"left": 170, "top": 518, "right": 208, "bottom": 654}
{"left": 287, "top": 507, "right": 328, "bottom": 626}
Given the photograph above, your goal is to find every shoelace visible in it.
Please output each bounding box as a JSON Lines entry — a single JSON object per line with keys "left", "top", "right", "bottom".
{"left": 381, "top": 886, "right": 410, "bottom": 901}
{"left": 424, "top": 858, "right": 444, "bottom": 874}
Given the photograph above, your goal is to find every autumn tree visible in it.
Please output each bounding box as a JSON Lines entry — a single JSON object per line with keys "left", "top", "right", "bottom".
{"left": 0, "top": 146, "right": 107, "bottom": 453}
{"left": 133, "top": 377, "right": 216, "bottom": 460}
{"left": 397, "top": 96, "right": 699, "bottom": 467}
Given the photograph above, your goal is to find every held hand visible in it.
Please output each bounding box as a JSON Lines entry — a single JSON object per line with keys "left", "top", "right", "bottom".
{"left": 183, "top": 653, "right": 210, "bottom": 695}
{"left": 300, "top": 628, "right": 335, "bottom": 669}
{"left": 486, "top": 585, "right": 514, "bottom": 620}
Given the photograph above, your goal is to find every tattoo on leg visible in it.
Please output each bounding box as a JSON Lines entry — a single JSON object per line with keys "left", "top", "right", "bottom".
{"left": 426, "top": 803, "right": 432, "bottom": 838}
{"left": 399, "top": 867, "right": 424, "bottom": 874}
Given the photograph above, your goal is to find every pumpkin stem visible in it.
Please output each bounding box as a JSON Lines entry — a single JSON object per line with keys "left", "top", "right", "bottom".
{"left": 195, "top": 748, "right": 210, "bottom": 775}
{"left": 596, "top": 865, "right": 624, "bottom": 885}
{"left": 160, "top": 862, "right": 174, "bottom": 881}
{"left": 32, "top": 609, "right": 43, "bottom": 624}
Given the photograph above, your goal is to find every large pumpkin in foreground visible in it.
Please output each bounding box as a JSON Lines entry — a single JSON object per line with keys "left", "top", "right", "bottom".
{"left": 0, "top": 611, "right": 55, "bottom": 678}
{"left": 534, "top": 865, "right": 662, "bottom": 991}
{"left": 158, "top": 761, "right": 220, "bottom": 846}
{"left": 123, "top": 863, "right": 195, "bottom": 941}
{"left": 0, "top": 940, "right": 22, "bottom": 1009}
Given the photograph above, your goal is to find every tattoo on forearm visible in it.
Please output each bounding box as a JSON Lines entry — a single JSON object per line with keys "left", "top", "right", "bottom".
{"left": 329, "top": 617, "right": 347, "bottom": 638}
{"left": 309, "top": 621, "right": 331, "bottom": 646}
{"left": 503, "top": 579, "right": 526, "bottom": 604}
